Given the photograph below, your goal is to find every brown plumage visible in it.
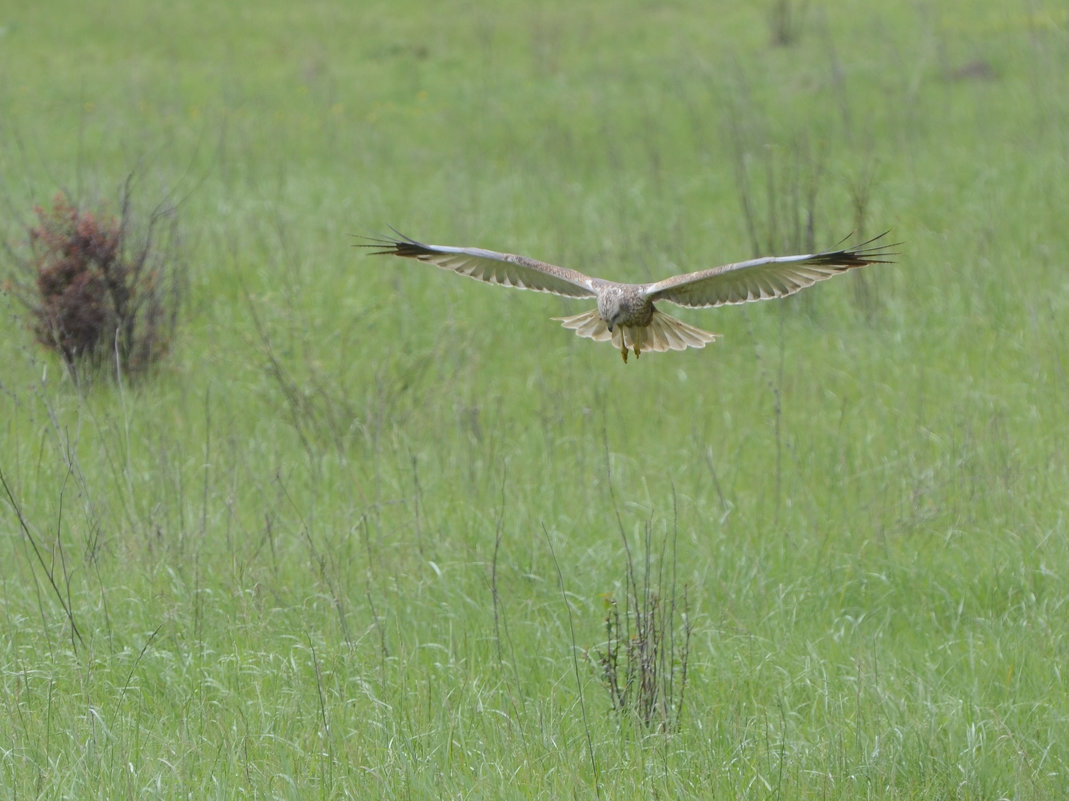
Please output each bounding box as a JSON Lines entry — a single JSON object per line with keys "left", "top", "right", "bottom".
{"left": 359, "top": 230, "right": 896, "bottom": 362}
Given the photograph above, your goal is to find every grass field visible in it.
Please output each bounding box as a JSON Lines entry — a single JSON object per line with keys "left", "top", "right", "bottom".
{"left": 2, "top": 1, "right": 1068, "bottom": 798}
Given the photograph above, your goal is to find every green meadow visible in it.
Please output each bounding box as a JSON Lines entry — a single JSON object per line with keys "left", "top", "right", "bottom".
{"left": 2, "top": 1, "right": 1068, "bottom": 797}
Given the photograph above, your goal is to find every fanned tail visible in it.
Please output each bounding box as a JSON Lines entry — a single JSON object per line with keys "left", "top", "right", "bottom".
{"left": 554, "top": 309, "right": 719, "bottom": 360}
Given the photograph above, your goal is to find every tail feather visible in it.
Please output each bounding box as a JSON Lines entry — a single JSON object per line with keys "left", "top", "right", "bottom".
{"left": 554, "top": 309, "right": 719, "bottom": 356}
{"left": 554, "top": 309, "right": 614, "bottom": 342}
{"left": 644, "top": 310, "right": 720, "bottom": 351}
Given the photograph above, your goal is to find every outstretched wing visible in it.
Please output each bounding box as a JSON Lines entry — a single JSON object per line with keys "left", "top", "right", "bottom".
{"left": 644, "top": 233, "right": 896, "bottom": 308}
{"left": 359, "top": 231, "right": 599, "bottom": 299}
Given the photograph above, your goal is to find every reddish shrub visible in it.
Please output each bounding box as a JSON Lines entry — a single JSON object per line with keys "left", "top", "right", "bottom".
{"left": 13, "top": 183, "right": 182, "bottom": 381}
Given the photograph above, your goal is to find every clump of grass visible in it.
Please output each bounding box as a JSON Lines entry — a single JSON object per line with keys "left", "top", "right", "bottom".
{"left": 5, "top": 176, "right": 182, "bottom": 382}
{"left": 591, "top": 512, "right": 692, "bottom": 732}
{"left": 768, "top": 0, "right": 809, "bottom": 47}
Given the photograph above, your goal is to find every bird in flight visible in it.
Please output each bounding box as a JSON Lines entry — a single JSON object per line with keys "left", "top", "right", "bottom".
{"left": 360, "top": 230, "right": 895, "bottom": 362}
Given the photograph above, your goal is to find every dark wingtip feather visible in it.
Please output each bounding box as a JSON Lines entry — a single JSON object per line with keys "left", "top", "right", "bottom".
{"left": 811, "top": 230, "right": 901, "bottom": 266}
{"left": 352, "top": 227, "right": 434, "bottom": 257}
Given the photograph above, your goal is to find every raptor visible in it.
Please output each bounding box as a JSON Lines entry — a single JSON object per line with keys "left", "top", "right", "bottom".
{"left": 360, "top": 230, "right": 895, "bottom": 362}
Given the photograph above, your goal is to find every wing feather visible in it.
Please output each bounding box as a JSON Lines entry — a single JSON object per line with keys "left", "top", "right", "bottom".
{"left": 645, "top": 233, "right": 896, "bottom": 309}
{"left": 359, "top": 232, "right": 598, "bottom": 299}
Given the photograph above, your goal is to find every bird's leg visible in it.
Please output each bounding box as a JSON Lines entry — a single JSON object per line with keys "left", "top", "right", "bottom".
{"left": 620, "top": 345, "right": 629, "bottom": 363}
{"left": 633, "top": 344, "right": 641, "bottom": 359}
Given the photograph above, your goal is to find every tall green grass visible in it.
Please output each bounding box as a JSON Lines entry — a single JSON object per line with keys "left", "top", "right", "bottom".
{"left": 2, "top": 1, "right": 1067, "bottom": 797}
